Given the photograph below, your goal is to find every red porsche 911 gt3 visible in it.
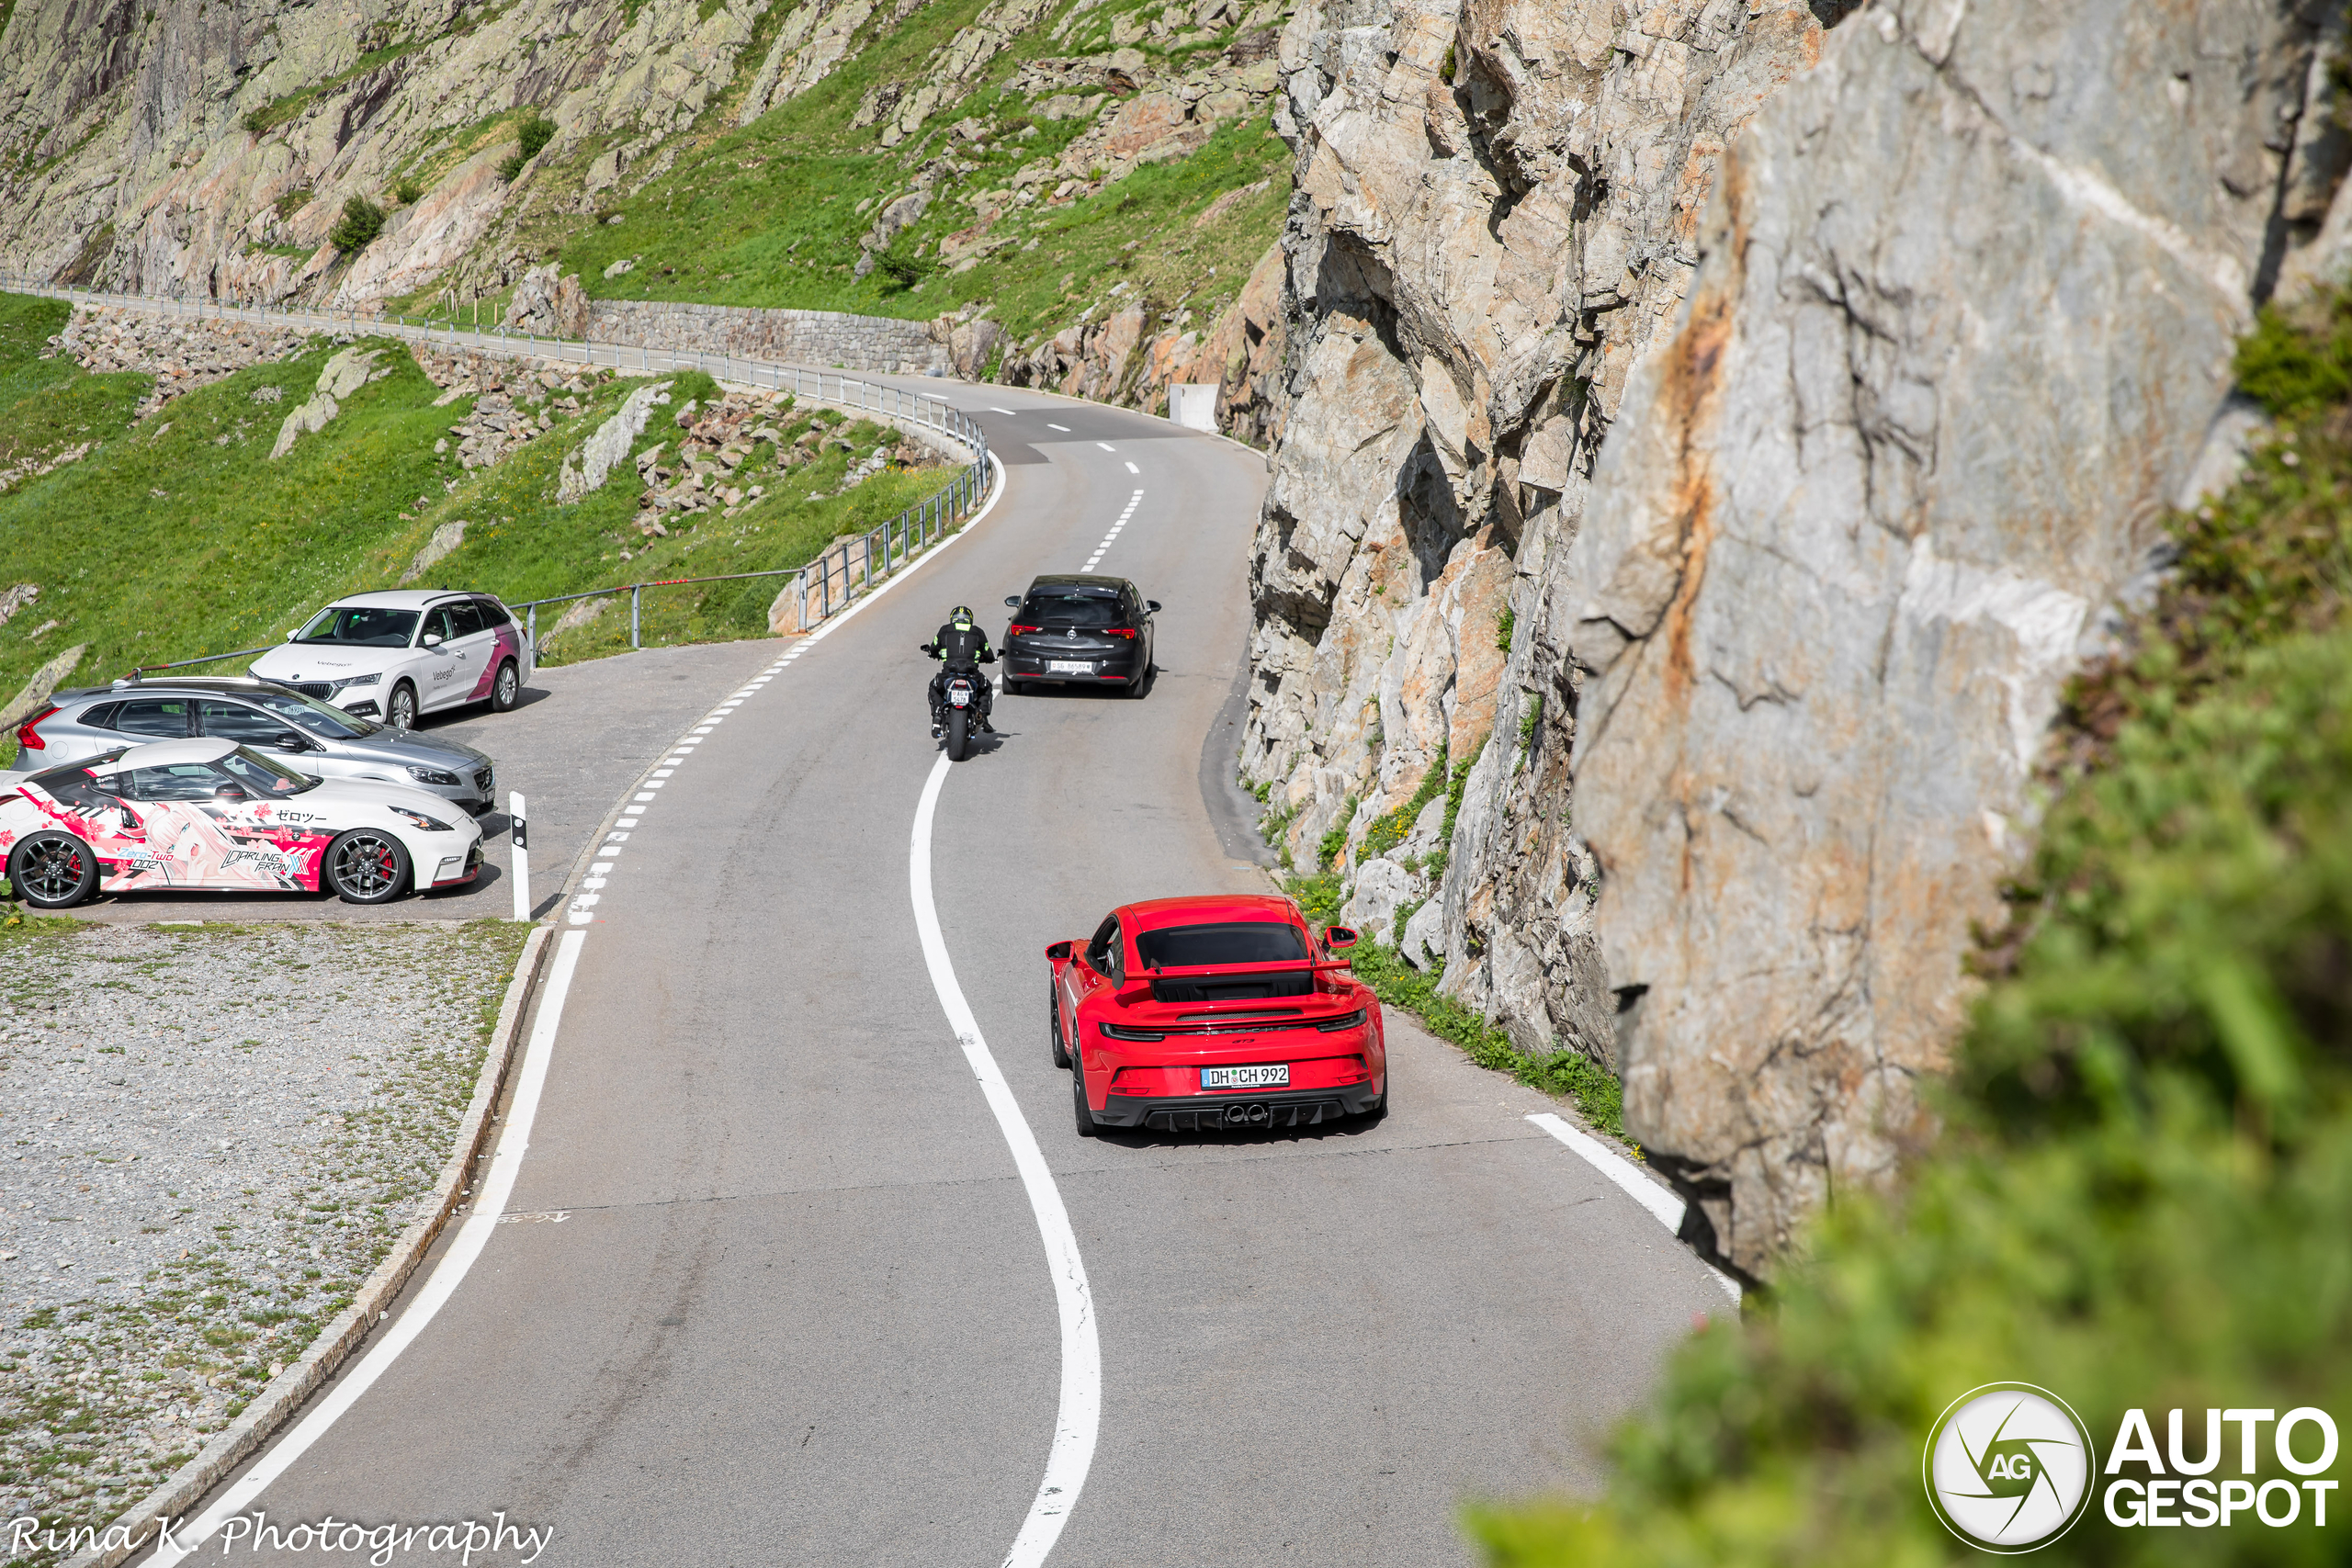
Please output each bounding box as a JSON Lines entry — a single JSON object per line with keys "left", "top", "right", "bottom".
{"left": 1048, "top": 894, "right": 1387, "bottom": 1135}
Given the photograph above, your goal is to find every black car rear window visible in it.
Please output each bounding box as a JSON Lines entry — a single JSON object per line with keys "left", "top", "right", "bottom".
{"left": 1021, "top": 592, "right": 1125, "bottom": 627}
{"left": 1135, "top": 922, "right": 1309, "bottom": 969}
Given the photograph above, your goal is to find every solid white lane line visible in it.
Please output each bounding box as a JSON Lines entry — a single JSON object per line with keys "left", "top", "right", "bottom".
{"left": 1523, "top": 1113, "right": 1741, "bottom": 1303}
{"left": 910, "top": 756, "right": 1100, "bottom": 1568}
{"left": 150, "top": 931, "right": 591, "bottom": 1567}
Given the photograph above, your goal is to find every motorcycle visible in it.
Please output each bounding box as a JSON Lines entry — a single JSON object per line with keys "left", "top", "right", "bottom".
{"left": 939, "top": 671, "right": 984, "bottom": 761}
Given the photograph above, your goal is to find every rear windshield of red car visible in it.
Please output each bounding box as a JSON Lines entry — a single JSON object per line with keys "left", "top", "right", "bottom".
{"left": 1135, "top": 921, "right": 1308, "bottom": 969}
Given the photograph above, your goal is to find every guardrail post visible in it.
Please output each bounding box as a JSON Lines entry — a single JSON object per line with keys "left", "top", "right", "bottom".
{"left": 630, "top": 586, "right": 641, "bottom": 649}
{"left": 526, "top": 604, "right": 537, "bottom": 649}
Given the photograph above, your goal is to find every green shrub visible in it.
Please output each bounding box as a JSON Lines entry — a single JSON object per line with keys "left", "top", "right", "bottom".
{"left": 326, "top": 196, "right": 385, "bottom": 252}
{"left": 1494, "top": 604, "right": 1514, "bottom": 652}
{"left": 874, "top": 239, "right": 934, "bottom": 292}
{"left": 517, "top": 114, "right": 556, "bottom": 162}
{"left": 391, "top": 175, "right": 424, "bottom": 206}
{"left": 1362, "top": 744, "right": 1449, "bottom": 860}
{"left": 1468, "top": 278, "right": 2352, "bottom": 1568}
{"left": 1317, "top": 795, "right": 1358, "bottom": 871}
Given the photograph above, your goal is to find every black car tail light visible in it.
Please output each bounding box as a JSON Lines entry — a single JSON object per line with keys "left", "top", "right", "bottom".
{"left": 1315, "top": 1009, "right": 1369, "bottom": 1032}
{"left": 14, "top": 704, "right": 57, "bottom": 751}
{"left": 1100, "top": 1021, "right": 1167, "bottom": 1042}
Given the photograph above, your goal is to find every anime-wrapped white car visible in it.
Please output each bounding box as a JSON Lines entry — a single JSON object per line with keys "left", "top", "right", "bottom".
{"left": 0, "top": 739, "right": 483, "bottom": 908}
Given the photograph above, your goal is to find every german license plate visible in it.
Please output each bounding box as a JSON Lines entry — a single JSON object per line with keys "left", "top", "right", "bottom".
{"left": 1202, "top": 1063, "right": 1289, "bottom": 1089}
{"left": 1049, "top": 660, "right": 1091, "bottom": 674}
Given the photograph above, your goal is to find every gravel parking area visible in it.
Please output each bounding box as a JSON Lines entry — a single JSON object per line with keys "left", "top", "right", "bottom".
{"left": 0, "top": 919, "right": 527, "bottom": 1563}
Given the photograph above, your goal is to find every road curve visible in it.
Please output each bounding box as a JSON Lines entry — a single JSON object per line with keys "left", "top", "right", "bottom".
{"left": 141, "top": 384, "right": 1729, "bottom": 1567}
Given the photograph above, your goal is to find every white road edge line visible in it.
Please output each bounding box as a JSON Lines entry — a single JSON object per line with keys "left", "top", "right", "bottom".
{"left": 1524, "top": 1113, "right": 1741, "bottom": 1304}
{"left": 793, "top": 453, "right": 1007, "bottom": 650}
{"left": 910, "top": 754, "right": 1100, "bottom": 1568}
{"left": 151, "top": 931, "right": 591, "bottom": 1566}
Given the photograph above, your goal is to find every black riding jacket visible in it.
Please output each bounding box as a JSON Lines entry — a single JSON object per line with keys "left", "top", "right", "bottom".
{"left": 926, "top": 622, "right": 996, "bottom": 671}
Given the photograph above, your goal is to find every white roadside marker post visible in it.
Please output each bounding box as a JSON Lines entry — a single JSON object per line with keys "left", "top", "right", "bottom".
{"left": 510, "top": 792, "right": 530, "bottom": 921}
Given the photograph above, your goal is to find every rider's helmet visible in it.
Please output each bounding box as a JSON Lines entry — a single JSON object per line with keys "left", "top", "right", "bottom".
{"left": 950, "top": 604, "right": 976, "bottom": 629}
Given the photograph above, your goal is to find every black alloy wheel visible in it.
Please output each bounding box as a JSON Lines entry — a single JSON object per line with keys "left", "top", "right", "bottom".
{"left": 324, "top": 829, "right": 409, "bottom": 904}
{"left": 1072, "top": 1056, "right": 1099, "bottom": 1138}
{"left": 387, "top": 682, "right": 419, "bottom": 730}
{"left": 1050, "top": 984, "right": 1069, "bottom": 1069}
{"left": 7, "top": 831, "right": 97, "bottom": 908}
{"left": 491, "top": 660, "right": 521, "bottom": 713}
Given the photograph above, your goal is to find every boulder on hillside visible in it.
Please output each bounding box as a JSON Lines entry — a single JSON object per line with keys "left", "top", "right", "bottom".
{"left": 503, "top": 265, "right": 590, "bottom": 339}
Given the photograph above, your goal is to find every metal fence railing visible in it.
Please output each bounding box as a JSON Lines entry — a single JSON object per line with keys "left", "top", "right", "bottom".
{"left": 0, "top": 272, "right": 994, "bottom": 650}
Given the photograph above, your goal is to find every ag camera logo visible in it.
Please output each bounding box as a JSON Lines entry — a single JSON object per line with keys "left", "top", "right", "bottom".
{"left": 1924, "top": 1383, "right": 2098, "bottom": 1553}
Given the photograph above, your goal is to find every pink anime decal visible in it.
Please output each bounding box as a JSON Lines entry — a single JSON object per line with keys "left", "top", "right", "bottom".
{"left": 464, "top": 618, "right": 524, "bottom": 703}
{"left": 11, "top": 762, "right": 333, "bottom": 892}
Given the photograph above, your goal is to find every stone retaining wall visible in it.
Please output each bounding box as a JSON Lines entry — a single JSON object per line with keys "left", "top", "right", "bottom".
{"left": 585, "top": 300, "right": 949, "bottom": 377}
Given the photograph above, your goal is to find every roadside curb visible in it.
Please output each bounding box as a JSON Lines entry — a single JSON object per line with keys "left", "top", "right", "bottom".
{"left": 64, "top": 923, "right": 557, "bottom": 1568}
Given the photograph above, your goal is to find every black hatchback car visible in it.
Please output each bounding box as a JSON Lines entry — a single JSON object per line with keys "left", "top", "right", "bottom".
{"left": 1001, "top": 575, "right": 1159, "bottom": 696}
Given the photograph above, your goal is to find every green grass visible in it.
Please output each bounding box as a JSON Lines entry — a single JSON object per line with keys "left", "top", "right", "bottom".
{"left": 1466, "top": 289, "right": 2352, "bottom": 1568}
{"left": 0, "top": 301, "right": 970, "bottom": 711}
{"left": 379, "top": 0, "right": 1296, "bottom": 349}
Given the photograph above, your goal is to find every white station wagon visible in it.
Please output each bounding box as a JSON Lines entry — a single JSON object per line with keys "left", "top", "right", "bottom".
{"left": 248, "top": 590, "right": 536, "bottom": 730}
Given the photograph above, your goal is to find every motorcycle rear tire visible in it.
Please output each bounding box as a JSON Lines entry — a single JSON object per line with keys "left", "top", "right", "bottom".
{"left": 946, "top": 705, "right": 970, "bottom": 761}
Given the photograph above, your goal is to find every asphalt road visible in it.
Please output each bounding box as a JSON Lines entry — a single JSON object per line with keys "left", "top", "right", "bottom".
{"left": 147, "top": 386, "right": 1729, "bottom": 1566}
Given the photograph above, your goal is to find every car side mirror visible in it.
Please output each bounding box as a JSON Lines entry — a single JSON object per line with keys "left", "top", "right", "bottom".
{"left": 1004, "top": 595, "right": 1021, "bottom": 607}
{"left": 273, "top": 731, "right": 310, "bottom": 751}
{"left": 284, "top": 629, "right": 297, "bottom": 640}
{"left": 1146, "top": 600, "right": 1161, "bottom": 613}
{"left": 212, "top": 784, "right": 248, "bottom": 802}
{"left": 422, "top": 632, "right": 445, "bottom": 648}
{"left": 1046, "top": 941, "right": 1073, "bottom": 963}
{"left": 1324, "top": 926, "right": 1359, "bottom": 951}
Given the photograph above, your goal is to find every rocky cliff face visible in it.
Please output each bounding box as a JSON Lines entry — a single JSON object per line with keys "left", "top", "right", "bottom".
{"left": 0, "top": 0, "right": 779, "bottom": 303}
{"left": 1239, "top": 0, "right": 1831, "bottom": 1016}
{"left": 1245, "top": 0, "right": 2347, "bottom": 1280}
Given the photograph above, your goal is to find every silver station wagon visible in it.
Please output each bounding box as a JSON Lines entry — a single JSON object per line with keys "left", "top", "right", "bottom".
{"left": 10, "top": 676, "right": 502, "bottom": 818}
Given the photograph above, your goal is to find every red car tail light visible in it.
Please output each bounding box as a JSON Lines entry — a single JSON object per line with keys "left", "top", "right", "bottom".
{"left": 1105, "top": 626, "right": 1137, "bottom": 638}
{"left": 15, "top": 703, "right": 58, "bottom": 752}
{"left": 1009, "top": 623, "right": 1041, "bottom": 636}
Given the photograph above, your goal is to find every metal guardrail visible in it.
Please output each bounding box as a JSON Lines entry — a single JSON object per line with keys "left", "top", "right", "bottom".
{"left": 0, "top": 271, "right": 993, "bottom": 652}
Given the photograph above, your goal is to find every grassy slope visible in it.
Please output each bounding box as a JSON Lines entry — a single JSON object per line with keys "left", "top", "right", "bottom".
{"left": 1466, "top": 299, "right": 2352, "bottom": 1566}
{"left": 0, "top": 303, "right": 961, "bottom": 706}
{"left": 390, "top": 0, "right": 1289, "bottom": 349}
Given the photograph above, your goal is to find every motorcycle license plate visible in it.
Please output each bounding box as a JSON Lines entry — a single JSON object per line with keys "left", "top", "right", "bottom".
{"left": 950, "top": 689, "right": 971, "bottom": 706}
{"left": 1049, "top": 660, "right": 1091, "bottom": 674}
{"left": 1202, "top": 1064, "right": 1290, "bottom": 1089}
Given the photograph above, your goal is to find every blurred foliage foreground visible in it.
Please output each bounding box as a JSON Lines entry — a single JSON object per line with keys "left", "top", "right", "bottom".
{"left": 1469, "top": 298, "right": 2352, "bottom": 1563}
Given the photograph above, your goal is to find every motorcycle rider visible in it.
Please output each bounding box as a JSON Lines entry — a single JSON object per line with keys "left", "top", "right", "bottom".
{"left": 921, "top": 604, "right": 997, "bottom": 738}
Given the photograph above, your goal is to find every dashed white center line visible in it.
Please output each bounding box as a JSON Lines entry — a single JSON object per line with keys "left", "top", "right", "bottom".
{"left": 1047, "top": 423, "right": 1070, "bottom": 432}
{"left": 1124, "top": 461, "right": 1137, "bottom": 474}
{"left": 990, "top": 407, "right": 1018, "bottom": 415}
{"left": 1083, "top": 490, "right": 1145, "bottom": 570}
{"left": 1095, "top": 442, "right": 1115, "bottom": 452}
